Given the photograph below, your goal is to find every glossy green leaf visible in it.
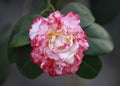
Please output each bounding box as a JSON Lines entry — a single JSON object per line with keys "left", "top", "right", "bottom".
{"left": 84, "top": 23, "right": 114, "bottom": 55}
{"left": 16, "top": 45, "right": 42, "bottom": 79}
{"left": 77, "top": 55, "right": 102, "bottom": 79}
{"left": 8, "top": 15, "right": 38, "bottom": 48}
{"left": 61, "top": 2, "right": 95, "bottom": 27}
{"left": 7, "top": 47, "right": 20, "bottom": 63}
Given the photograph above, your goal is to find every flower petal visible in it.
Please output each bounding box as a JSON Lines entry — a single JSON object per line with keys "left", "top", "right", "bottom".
{"left": 29, "top": 11, "right": 89, "bottom": 76}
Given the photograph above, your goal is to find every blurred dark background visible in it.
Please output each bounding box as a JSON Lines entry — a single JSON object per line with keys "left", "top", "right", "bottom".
{"left": 0, "top": 0, "right": 120, "bottom": 86}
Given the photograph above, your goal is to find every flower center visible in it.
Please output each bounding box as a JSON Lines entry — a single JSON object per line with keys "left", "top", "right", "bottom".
{"left": 48, "top": 31, "right": 73, "bottom": 53}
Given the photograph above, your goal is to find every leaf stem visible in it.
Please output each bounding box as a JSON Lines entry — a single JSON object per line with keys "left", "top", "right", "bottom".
{"left": 47, "top": 0, "right": 55, "bottom": 12}
{"left": 40, "top": 9, "right": 48, "bottom": 16}
{"left": 40, "top": 0, "right": 55, "bottom": 16}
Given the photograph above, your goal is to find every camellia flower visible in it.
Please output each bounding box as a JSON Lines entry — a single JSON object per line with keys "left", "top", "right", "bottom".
{"left": 29, "top": 11, "right": 89, "bottom": 76}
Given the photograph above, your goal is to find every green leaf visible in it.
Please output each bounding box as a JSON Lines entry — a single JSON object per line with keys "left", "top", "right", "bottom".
{"left": 7, "top": 47, "right": 20, "bottom": 63}
{"left": 77, "top": 55, "right": 102, "bottom": 79}
{"left": 16, "top": 45, "right": 42, "bottom": 79}
{"left": 84, "top": 23, "right": 114, "bottom": 55}
{"left": 61, "top": 2, "right": 95, "bottom": 27}
{"left": 8, "top": 15, "right": 38, "bottom": 48}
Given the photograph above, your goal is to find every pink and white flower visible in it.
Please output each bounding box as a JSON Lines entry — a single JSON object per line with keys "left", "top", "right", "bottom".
{"left": 29, "top": 11, "right": 89, "bottom": 76}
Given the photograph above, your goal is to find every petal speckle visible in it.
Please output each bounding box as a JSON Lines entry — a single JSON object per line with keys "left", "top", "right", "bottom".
{"left": 29, "top": 10, "right": 89, "bottom": 76}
